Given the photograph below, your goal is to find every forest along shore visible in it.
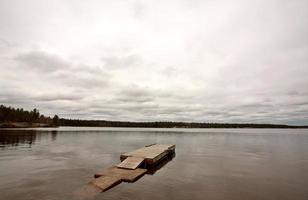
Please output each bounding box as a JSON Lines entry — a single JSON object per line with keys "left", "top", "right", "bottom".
{"left": 1, "top": 104, "right": 308, "bottom": 129}
{"left": 0, "top": 105, "right": 59, "bottom": 128}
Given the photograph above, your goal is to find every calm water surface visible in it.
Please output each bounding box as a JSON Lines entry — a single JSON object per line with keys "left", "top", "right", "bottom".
{"left": 0, "top": 127, "right": 307, "bottom": 200}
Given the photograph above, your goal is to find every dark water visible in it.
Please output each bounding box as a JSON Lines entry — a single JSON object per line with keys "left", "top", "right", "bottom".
{"left": 0, "top": 127, "right": 307, "bottom": 200}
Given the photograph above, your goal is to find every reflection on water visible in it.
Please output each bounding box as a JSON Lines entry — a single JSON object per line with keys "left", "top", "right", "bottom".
{"left": 0, "top": 130, "right": 58, "bottom": 149}
{"left": 0, "top": 127, "right": 308, "bottom": 200}
{"left": 0, "top": 130, "right": 38, "bottom": 148}
{"left": 51, "top": 131, "right": 58, "bottom": 141}
{"left": 146, "top": 152, "right": 175, "bottom": 175}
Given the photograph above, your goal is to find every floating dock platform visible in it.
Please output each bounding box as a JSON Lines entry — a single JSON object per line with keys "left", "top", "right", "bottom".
{"left": 89, "top": 144, "right": 175, "bottom": 192}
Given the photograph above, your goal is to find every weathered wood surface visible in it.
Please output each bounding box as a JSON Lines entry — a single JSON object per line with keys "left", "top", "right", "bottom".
{"left": 90, "top": 176, "right": 121, "bottom": 192}
{"left": 120, "top": 144, "right": 175, "bottom": 165}
{"left": 117, "top": 157, "right": 144, "bottom": 169}
{"left": 94, "top": 166, "right": 147, "bottom": 181}
{"left": 91, "top": 166, "right": 147, "bottom": 191}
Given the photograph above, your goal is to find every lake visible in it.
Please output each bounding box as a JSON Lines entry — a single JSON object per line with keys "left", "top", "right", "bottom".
{"left": 0, "top": 127, "right": 307, "bottom": 200}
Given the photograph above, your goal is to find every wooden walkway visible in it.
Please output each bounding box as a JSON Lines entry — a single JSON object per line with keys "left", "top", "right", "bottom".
{"left": 89, "top": 144, "right": 175, "bottom": 192}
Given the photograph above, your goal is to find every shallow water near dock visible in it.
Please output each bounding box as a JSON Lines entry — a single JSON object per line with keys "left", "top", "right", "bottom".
{"left": 0, "top": 127, "right": 308, "bottom": 200}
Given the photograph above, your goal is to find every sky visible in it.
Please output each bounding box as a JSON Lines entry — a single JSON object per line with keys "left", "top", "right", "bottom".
{"left": 0, "top": 0, "right": 308, "bottom": 125}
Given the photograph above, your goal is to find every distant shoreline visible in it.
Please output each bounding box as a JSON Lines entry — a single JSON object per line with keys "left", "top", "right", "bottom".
{"left": 1, "top": 121, "right": 307, "bottom": 129}
{"left": 57, "top": 119, "right": 308, "bottom": 129}
{"left": 1, "top": 105, "right": 307, "bottom": 129}
{"left": 0, "top": 122, "right": 55, "bottom": 128}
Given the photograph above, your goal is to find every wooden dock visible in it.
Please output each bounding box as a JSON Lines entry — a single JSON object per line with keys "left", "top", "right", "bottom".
{"left": 89, "top": 144, "right": 175, "bottom": 192}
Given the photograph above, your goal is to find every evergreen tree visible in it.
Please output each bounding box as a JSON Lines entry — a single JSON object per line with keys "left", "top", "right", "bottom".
{"left": 52, "top": 115, "right": 59, "bottom": 126}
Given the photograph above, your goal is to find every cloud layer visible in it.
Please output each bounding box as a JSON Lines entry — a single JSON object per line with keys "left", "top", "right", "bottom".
{"left": 1, "top": 0, "right": 308, "bottom": 125}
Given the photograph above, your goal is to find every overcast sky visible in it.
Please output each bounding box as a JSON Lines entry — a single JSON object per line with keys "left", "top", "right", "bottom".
{"left": 1, "top": 0, "right": 308, "bottom": 125}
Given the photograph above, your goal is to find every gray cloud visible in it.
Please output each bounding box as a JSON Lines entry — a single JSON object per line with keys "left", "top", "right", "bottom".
{"left": 0, "top": 38, "right": 17, "bottom": 47}
{"left": 32, "top": 93, "right": 84, "bottom": 102}
{"left": 15, "top": 51, "right": 69, "bottom": 72}
{"left": 114, "top": 85, "right": 155, "bottom": 103}
{"left": 102, "top": 54, "right": 143, "bottom": 70}
{"left": 13, "top": 50, "right": 112, "bottom": 89}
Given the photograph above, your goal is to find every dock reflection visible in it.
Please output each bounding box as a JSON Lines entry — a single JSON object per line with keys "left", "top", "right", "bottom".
{"left": 146, "top": 152, "right": 176, "bottom": 175}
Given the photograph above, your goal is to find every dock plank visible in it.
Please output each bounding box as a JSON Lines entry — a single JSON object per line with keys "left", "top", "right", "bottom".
{"left": 92, "top": 166, "right": 147, "bottom": 191}
{"left": 117, "top": 157, "right": 144, "bottom": 169}
{"left": 90, "top": 176, "right": 121, "bottom": 192}
{"left": 94, "top": 166, "right": 147, "bottom": 181}
{"left": 121, "top": 144, "right": 175, "bottom": 161}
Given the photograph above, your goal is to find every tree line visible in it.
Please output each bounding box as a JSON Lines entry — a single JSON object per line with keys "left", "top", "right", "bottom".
{"left": 60, "top": 118, "right": 305, "bottom": 128}
{"left": 0, "top": 105, "right": 59, "bottom": 126}
{"left": 1, "top": 104, "right": 307, "bottom": 128}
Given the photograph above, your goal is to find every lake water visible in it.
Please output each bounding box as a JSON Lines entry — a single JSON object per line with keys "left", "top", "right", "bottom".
{"left": 0, "top": 127, "right": 307, "bottom": 200}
